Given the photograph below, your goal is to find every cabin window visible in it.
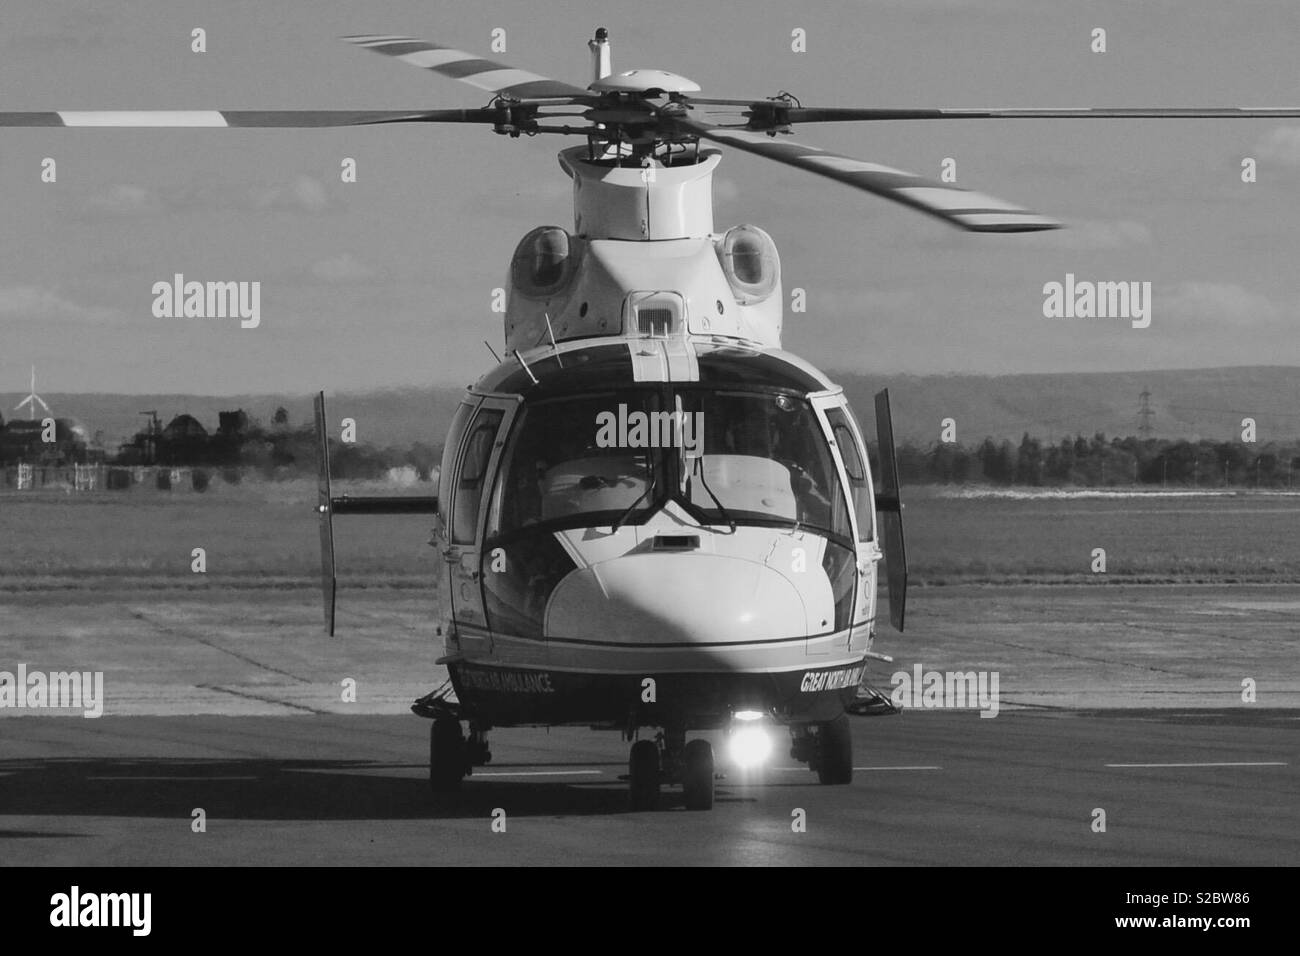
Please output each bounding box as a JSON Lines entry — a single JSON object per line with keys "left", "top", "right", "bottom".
{"left": 451, "top": 408, "right": 503, "bottom": 545}
{"left": 824, "top": 406, "right": 873, "bottom": 542}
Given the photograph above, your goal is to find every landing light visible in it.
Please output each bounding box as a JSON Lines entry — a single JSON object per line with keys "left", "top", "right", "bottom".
{"left": 728, "top": 725, "right": 773, "bottom": 768}
{"left": 733, "top": 710, "right": 764, "bottom": 721}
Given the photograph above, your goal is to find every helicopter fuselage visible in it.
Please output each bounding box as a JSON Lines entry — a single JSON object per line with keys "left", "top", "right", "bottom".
{"left": 422, "top": 139, "right": 894, "bottom": 737}
{"left": 433, "top": 337, "right": 883, "bottom": 732}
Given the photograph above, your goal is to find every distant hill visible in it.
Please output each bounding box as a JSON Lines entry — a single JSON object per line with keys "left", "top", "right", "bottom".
{"left": 833, "top": 366, "right": 1300, "bottom": 445}
{"left": 9, "top": 366, "right": 1299, "bottom": 449}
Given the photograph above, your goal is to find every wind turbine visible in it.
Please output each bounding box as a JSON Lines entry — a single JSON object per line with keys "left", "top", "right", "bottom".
{"left": 14, "top": 366, "right": 50, "bottom": 420}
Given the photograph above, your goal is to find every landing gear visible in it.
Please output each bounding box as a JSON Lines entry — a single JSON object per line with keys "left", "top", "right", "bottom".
{"left": 681, "top": 738, "right": 715, "bottom": 810}
{"left": 465, "top": 723, "right": 492, "bottom": 767}
{"left": 429, "top": 717, "right": 468, "bottom": 793}
{"left": 626, "top": 729, "right": 716, "bottom": 810}
{"left": 814, "top": 714, "right": 853, "bottom": 785}
{"left": 628, "top": 739, "right": 660, "bottom": 810}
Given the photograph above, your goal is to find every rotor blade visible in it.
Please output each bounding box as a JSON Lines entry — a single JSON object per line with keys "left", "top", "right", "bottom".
{"left": 343, "top": 35, "right": 593, "bottom": 101}
{"left": 797, "top": 106, "right": 1300, "bottom": 121}
{"left": 0, "top": 109, "right": 505, "bottom": 128}
{"left": 683, "top": 100, "right": 1300, "bottom": 124}
{"left": 34, "top": 395, "right": 51, "bottom": 413}
{"left": 670, "top": 115, "right": 1058, "bottom": 233}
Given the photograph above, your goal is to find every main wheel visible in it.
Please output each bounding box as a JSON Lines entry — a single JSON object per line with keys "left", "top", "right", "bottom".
{"left": 815, "top": 714, "right": 853, "bottom": 785}
{"left": 682, "top": 738, "right": 715, "bottom": 810}
{"left": 429, "top": 718, "right": 467, "bottom": 793}
{"left": 628, "top": 739, "right": 660, "bottom": 810}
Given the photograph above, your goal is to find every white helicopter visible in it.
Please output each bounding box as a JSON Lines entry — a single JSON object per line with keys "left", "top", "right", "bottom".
{"left": 11, "top": 29, "right": 1299, "bottom": 810}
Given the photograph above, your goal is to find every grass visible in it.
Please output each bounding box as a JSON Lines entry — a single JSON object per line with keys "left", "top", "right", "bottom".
{"left": 903, "top": 487, "right": 1300, "bottom": 583}
{"left": 0, "top": 479, "right": 440, "bottom": 588}
{"left": 2, "top": 480, "right": 1298, "bottom": 588}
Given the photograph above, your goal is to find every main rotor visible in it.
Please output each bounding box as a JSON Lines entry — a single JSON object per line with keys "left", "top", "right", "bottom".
{"left": 6, "top": 27, "right": 1300, "bottom": 232}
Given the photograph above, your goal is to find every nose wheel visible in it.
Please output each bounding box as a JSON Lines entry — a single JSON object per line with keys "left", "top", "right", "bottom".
{"left": 626, "top": 731, "right": 716, "bottom": 810}
{"left": 681, "top": 738, "right": 715, "bottom": 810}
{"left": 813, "top": 714, "right": 854, "bottom": 785}
{"left": 628, "top": 739, "right": 660, "bottom": 810}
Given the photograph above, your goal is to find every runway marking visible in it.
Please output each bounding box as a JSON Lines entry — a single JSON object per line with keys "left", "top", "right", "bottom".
{"left": 472, "top": 770, "right": 602, "bottom": 777}
{"left": 770, "top": 765, "right": 941, "bottom": 772}
{"left": 853, "top": 765, "right": 942, "bottom": 771}
{"left": 1105, "top": 761, "right": 1287, "bottom": 768}
{"left": 87, "top": 775, "right": 260, "bottom": 781}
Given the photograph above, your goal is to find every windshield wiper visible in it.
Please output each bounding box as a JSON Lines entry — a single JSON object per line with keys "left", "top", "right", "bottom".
{"left": 611, "top": 456, "right": 656, "bottom": 532}
{"left": 693, "top": 456, "right": 737, "bottom": 533}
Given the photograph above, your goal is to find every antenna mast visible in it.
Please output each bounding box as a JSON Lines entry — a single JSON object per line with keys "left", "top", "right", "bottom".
{"left": 1137, "top": 388, "right": 1155, "bottom": 438}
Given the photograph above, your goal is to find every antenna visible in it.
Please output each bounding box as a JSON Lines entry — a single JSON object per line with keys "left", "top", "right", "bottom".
{"left": 588, "top": 27, "right": 611, "bottom": 83}
{"left": 543, "top": 312, "right": 564, "bottom": 368}
{"left": 1137, "top": 388, "right": 1155, "bottom": 438}
{"left": 13, "top": 365, "right": 51, "bottom": 420}
{"left": 513, "top": 349, "right": 538, "bottom": 385}
{"left": 483, "top": 339, "right": 502, "bottom": 363}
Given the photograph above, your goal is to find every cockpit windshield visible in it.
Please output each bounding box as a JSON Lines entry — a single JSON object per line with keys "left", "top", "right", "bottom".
{"left": 486, "top": 386, "right": 852, "bottom": 545}
{"left": 489, "top": 391, "right": 663, "bottom": 537}
{"left": 676, "top": 389, "right": 848, "bottom": 540}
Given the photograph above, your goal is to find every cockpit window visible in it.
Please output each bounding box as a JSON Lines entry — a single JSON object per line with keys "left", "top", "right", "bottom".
{"left": 488, "top": 391, "right": 663, "bottom": 538}
{"left": 676, "top": 390, "right": 852, "bottom": 543}
{"left": 485, "top": 386, "right": 852, "bottom": 547}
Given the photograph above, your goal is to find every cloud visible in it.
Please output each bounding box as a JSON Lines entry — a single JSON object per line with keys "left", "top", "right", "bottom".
{"left": 1159, "top": 281, "right": 1280, "bottom": 325}
{"left": 808, "top": 288, "right": 917, "bottom": 316}
{"left": 1035, "top": 219, "right": 1152, "bottom": 251}
{"left": 1254, "top": 127, "right": 1300, "bottom": 166}
{"left": 250, "top": 175, "right": 333, "bottom": 213}
{"left": 83, "top": 184, "right": 159, "bottom": 217}
{"left": 310, "top": 253, "right": 377, "bottom": 283}
{"left": 713, "top": 176, "right": 741, "bottom": 203}
{"left": 0, "top": 285, "right": 117, "bottom": 322}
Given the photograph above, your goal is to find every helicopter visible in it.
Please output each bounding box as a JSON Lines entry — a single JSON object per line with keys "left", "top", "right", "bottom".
{"left": 10, "top": 28, "right": 1300, "bottom": 811}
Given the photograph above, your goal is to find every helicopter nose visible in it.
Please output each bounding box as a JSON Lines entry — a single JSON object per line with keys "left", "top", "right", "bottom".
{"left": 544, "top": 553, "right": 812, "bottom": 645}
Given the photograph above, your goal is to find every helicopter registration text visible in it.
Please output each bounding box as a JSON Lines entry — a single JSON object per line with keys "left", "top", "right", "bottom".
{"left": 800, "top": 665, "right": 865, "bottom": 693}
{"left": 595, "top": 404, "right": 704, "bottom": 453}
{"left": 458, "top": 667, "right": 555, "bottom": 694}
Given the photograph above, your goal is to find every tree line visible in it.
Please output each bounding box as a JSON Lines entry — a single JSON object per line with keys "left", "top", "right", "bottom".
{"left": 876, "top": 433, "right": 1300, "bottom": 488}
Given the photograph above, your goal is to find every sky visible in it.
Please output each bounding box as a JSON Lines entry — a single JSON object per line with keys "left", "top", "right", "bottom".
{"left": 2, "top": 0, "right": 1299, "bottom": 395}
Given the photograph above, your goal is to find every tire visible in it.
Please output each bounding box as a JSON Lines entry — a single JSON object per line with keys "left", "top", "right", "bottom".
{"left": 628, "top": 739, "right": 660, "bottom": 811}
{"left": 816, "top": 714, "right": 853, "bottom": 785}
{"left": 682, "top": 738, "right": 715, "bottom": 811}
{"left": 430, "top": 718, "right": 467, "bottom": 793}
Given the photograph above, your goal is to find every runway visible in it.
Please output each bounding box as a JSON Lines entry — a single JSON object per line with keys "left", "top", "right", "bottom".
{"left": 3, "top": 583, "right": 1297, "bottom": 865}
{"left": 2, "top": 708, "right": 1295, "bottom": 865}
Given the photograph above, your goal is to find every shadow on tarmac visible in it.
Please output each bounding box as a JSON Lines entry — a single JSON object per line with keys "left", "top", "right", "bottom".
{"left": 0, "top": 756, "right": 782, "bottom": 819}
